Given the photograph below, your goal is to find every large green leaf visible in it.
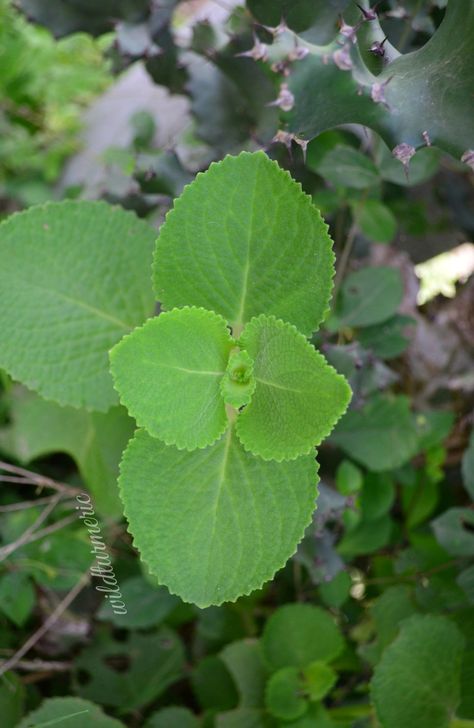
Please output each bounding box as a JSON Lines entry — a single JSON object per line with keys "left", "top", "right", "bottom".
{"left": 371, "top": 615, "right": 465, "bottom": 728}
{"left": 0, "top": 201, "right": 155, "bottom": 411}
{"left": 262, "top": 604, "right": 344, "bottom": 670}
{"left": 18, "top": 697, "right": 125, "bottom": 728}
{"left": 236, "top": 315, "right": 351, "bottom": 461}
{"left": 153, "top": 152, "right": 335, "bottom": 337}
{"left": 119, "top": 428, "right": 317, "bottom": 607}
{"left": 0, "top": 387, "right": 133, "bottom": 516}
{"left": 287, "top": 0, "right": 474, "bottom": 159}
{"left": 330, "top": 395, "right": 418, "bottom": 471}
{"left": 110, "top": 307, "right": 234, "bottom": 450}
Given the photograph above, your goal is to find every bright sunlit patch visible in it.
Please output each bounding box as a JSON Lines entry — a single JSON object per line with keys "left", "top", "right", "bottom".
{"left": 415, "top": 242, "right": 474, "bottom": 305}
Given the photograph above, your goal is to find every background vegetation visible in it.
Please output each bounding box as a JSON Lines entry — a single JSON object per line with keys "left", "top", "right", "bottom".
{"left": 0, "top": 1, "right": 473, "bottom": 726}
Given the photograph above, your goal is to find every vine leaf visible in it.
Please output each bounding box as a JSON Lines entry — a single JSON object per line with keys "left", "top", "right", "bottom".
{"left": 236, "top": 316, "right": 351, "bottom": 461}
{"left": 118, "top": 428, "right": 318, "bottom": 607}
{"left": 110, "top": 307, "right": 234, "bottom": 451}
{"left": 0, "top": 201, "right": 156, "bottom": 411}
{"left": 153, "top": 151, "right": 335, "bottom": 337}
{"left": 371, "top": 615, "right": 465, "bottom": 728}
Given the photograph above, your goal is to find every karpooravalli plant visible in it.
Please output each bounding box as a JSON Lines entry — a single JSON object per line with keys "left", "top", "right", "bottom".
{"left": 0, "top": 151, "right": 350, "bottom": 606}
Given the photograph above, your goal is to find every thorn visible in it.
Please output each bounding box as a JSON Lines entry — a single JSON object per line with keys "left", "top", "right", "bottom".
{"left": 235, "top": 37, "right": 268, "bottom": 62}
{"left": 268, "top": 83, "right": 295, "bottom": 112}
{"left": 271, "top": 60, "right": 291, "bottom": 76}
{"left": 333, "top": 45, "right": 353, "bottom": 70}
{"left": 287, "top": 45, "right": 309, "bottom": 61}
{"left": 272, "top": 130, "right": 294, "bottom": 151}
{"left": 355, "top": 1, "right": 382, "bottom": 21}
{"left": 461, "top": 150, "right": 474, "bottom": 171}
{"left": 339, "top": 17, "right": 359, "bottom": 43}
{"left": 422, "top": 130, "right": 432, "bottom": 147}
{"left": 369, "top": 36, "right": 387, "bottom": 57}
{"left": 392, "top": 143, "right": 416, "bottom": 180}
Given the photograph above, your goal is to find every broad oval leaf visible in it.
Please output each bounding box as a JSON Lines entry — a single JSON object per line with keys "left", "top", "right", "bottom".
{"left": 0, "top": 201, "right": 156, "bottom": 411}
{"left": 153, "top": 151, "right": 335, "bottom": 337}
{"left": 236, "top": 315, "right": 351, "bottom": 461}
{"left": 371, "top": 615, "right": 465, "bottom": 728}
{"left": 334, "top": 267, "right": 403, "bottom": 329}
{"left": 110, "top": 307, "right": 234, "bottom": 450}
{"left": 119, "top": 428, "right": 318, "bottom": 607}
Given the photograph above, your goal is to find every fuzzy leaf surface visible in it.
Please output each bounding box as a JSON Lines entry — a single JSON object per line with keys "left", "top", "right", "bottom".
{"left": 110, "top": 308, "right": 233, "bottom": 450}
{"left": 153, "top": 151, "right": 335, "bottom": 337}
{"left": 0, "top": 201, "right": 155, "bottom": 411}
{"left": 118, "top": 428, "right": 317, "bottom": 607}
{"left": 371, "top": 615, "right": 465, "bottom": 728}
{"left": 236, "top": 316, "right": 351, "bottom": 461}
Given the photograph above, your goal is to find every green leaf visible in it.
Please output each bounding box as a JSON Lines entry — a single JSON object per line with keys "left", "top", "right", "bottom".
{"left": 236, "top": 316, "right": 351, "bottom": 461}
{"left": 97, "top": 576, "right": 179, "bottom": 628}
{"left": 331, "top": 395, "right": 418, "bottom": 471}
{"left": 338, "top": 514, "right": 392, "bottom": 557}
{"left": 119, "top": 428, "right": 317, "bottom": 607}
{"left": 317, "top": 146, "right": 379, "bottom": 190}
{"left": 358, "top": 315, "right": 415, "bottom": 360}
{"left": 0, "top": 571, "right": 35, "bottom": 627}
{"left": 319, "top": 571, "right": 352, "bottom": 609}
{"left": 372, "top": 586, "right": 418, "bottom": 651}
{"left": 192, "top": 656, "right": 238, "bottom": 711}
{"left": 432, "top": 508, "right": 474, "bottom": 557}
{"left": 265, "top": 667, "right": 308, "bottom": 721}
{"left": 359, "top": 473, "right": 395, "bottom": 521}
{"left": 18, "top": 697, "right": 125, "bottom": 728}
{"left": 303, "top": 661, "right": 337, "bottom": 702}
{"left": 354, "top": 199, "right": 397, "bottom": 243}
{"left": 0, "top": 387, "right": 133, "bottom": 516}
{"left": 0, "top": 201, "right": 155, "bottom": 411}
{"left": 110, "top": 307, "right": 234, "bottom": 450}
{"left": 334, "top": 267, "right": 403, "bottom": 329}
{"left": 73, "top": 629, "right": 184, "bottom": 711}
{"left": 153, "top": 151, "right": 335, "bottom": 337}
{"left": 336, "top": 459, "right": 363, "bottom": 496}
{"left": 462, "top": 431, "right": 474, "bottom": 500}
{"left": 0, "top": 672, "right": 25, "bottom": 728}
{"left": 220, "top": 349, "right": 256, "bottom": 409}
{"left": 144, "top": 708, "right": 199, "bottom": 728}
{"left": 371, "top": 615, "right": 465, "bottom": 728}
{"left": 220, "top": 640, "right": 268, "bottom": 709}
{"left": 262, "top": 604, "right": 344, "bottom": 671}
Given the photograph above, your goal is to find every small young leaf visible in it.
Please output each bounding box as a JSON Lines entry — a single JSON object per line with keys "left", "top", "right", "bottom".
{"left": 432, "top": 508, "right": 474, "bottom": 557}
{"left": 302, "top": 661, "right": 337, "bottom": 702}
{"left": 371, "top": 615, "right": 465, "bottom": 728}
{"left": 119, "top": 429, "right": 317, "bottom": 607}
{"left": 265, "top": 667, "right": 308, "bottom": 721}
{"left": 0, "top": 572, "right": 35, "bottom": 627}
{"left": 0, "top": 201, "right": 156, "bottom": 411}
{"left": 262, "top": 604, "right": 344, "bottom": 671}
{"left": 153, "top": 151, "right": 335, "bottom": 337}
{"left": 236, "top": 316, "right": 351, "bottom": 461}
{"left": 336, "top": 459, "right": 363, "bottom": 496}
{"left": 354, "top": 199, "right": 397, "bottom": 243}
{"left": 110, "top": 307, "right": 234, "bottom": 451}
{"left": 220, "top": 349, "right": 256, "bottom": 409}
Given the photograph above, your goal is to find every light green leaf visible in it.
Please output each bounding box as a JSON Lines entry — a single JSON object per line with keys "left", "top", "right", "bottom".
{"left": 331, "top": 395, "right": 418, "bottom": 471}
{"left": 0, "top": 387, "right": 133, "bottom": 516}
{"left": 110, "top": 307, "right": 233, "bottom": 451}
{"left": 119, "top": 428, "right": 317, "bottom": 607}
{"left": 354, "top": 199, "right": 397, "bottom": 243}
{"left": 371, "top": 615, "right": 465, "bottom": 728}
{"left": 144, "top": 708, "right": 199, "bottom": 728}
{"left": 153, "top": 151, "right": 335, "bottom": 337}
{"left": 0, "top": 571, "right": 35, "bottom": 627}
{"left": 220, "top": 640, "right": 268, "bottom": 709}
{"left": 317, "top": 145, "right": 379, "bottom": 190}
{"left": 236, "top": 316, "right": 351, "bottom": 461}
{"left": 0, "top": 201, "right": 155, "bottom": 411}
{"left": 97, "top": 576, "right": 179, "bottom": 628}
{"left": 334, "top": 267, "right": 403, "bottom": 329}
{"left": 303, "top": 661, "right": 337, "bottom": 702}
{"left": 265, "top": 667, "right": 308, "bottom": 721}
{"left": 18, "top": 697, "right": 125, "bottom": 728}
{"left": 220, "top": 349, "right": 256, "bottom": 409}
{"left": 336, "top": 459, "right": 363, "bottom": 496}
{"left": 262, "top": 604, "right": 344, "bottom": 671}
